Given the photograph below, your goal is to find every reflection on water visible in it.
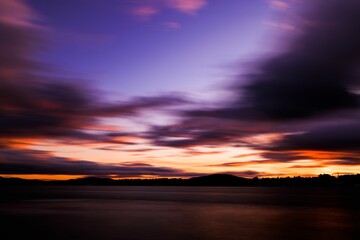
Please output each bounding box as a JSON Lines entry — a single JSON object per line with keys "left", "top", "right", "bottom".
{"left": 1, "top": 187, "right": 359, "bottom": 240}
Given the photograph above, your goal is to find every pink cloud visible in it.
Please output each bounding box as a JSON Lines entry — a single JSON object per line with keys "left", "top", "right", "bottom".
{"left": 0, "top": 0, "right": 39, "bottom": 27}
{"left": 166, "top": 0, "right": 207, "bottom": 14}
{"left": 130, "top": 0, "right": 207, "bottom": 21}
{"left": 270, "top": 0, "right": 289, "bottom": 9}
{"left": 131, "top": 5, "right": 159, "bottom": 19}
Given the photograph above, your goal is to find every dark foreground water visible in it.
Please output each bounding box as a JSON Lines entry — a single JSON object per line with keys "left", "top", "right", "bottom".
{"left": 1, "top": 186, "right": 359, "bottom": 240}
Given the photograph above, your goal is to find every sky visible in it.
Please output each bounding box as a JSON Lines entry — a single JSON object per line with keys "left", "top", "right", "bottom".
{"left": 1, "top": 0, "right": 360, "bottom": 180}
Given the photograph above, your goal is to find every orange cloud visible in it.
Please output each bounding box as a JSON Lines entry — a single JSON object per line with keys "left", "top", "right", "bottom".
{"left": 0, "top": 138, "right": 39, "bottom": 149}
{"left": 232, "top": 153, "right": 260, "bottom": 158}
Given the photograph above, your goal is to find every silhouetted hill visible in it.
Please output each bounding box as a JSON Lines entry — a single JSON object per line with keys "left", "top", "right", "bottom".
{"left": 1, "top": 174, "right": 360, "bottom": 187}
{"left": 188, "top": 174, "right": 251, "bottom": 186}
{"left": 65, "top": 177, "right": 116, "bottom": 186}
{"left": 0, "top": 177, "right": 44, "bottom": 185}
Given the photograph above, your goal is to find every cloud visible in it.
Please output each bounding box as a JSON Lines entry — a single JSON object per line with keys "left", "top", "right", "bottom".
{"left": 0, "top": 0, "right": 190, "bottom": 147}
{"left": 0, "top": 0, "right": 188, "bottom": 142}
{"left": 0, "top": 0, "right": 201, "bottom": 178}
{"left": 147, "top": 123, "right": 244, "bottom": 148}
{"left": 0, "top": 76, "right": 184, "bottom": 142}
{"left": 288, "top": 164, "right": 325, "bottom": 169}
{"left": 211, "top": 150, "right": 360, "bottom": 167}
{"left": 0, "top": 148, "right": 196, "bottom": 177}
{"left": 208, "top": 160, "right": 276, "bottom": 167}
{"left": 241, "top": 0, "right": 360, "bottom": 120}
{"left": 131, "top": 6, "right": 158, "bottom": 19}
{"left": 183, "top": 149, "right": 222, "bottom": 156}
{"left": 232, "top": 153, "right": 260, "bottom": 158}
{"left": 0, "top": 0, "right": 39, "bottom": 27}
{"left": 92, "top": 94, "right": 189, "bottom": 117}
{"left": 166, "top": 0, "right": 207, "bottom": 14}
{"left": 130, "top": 0, "right": 207, "bottom": 20}
{"left": 270, "top": 1, "right": 289, "bottom": 9}
{"left": 0, "top": 1, "right": 91, "bottom": 141}
{"left": 260, "top": 150, "right": 360, "bottom": 166}
{"left": 147, "top": 0, "right": 360, "bottom": 156}
{"left": 268, "top": 122, "right": 360, "bottom": 152}
{"left": 189, "top": 0, "right": 360, "bottom": 120}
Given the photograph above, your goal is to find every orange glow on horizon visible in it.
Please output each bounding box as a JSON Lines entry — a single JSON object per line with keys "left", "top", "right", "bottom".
{"left": 2, "top": 138, "right": 360, "bottom": 181}
{"left": 0, "top": 174, "right": 89, "bottom": 181}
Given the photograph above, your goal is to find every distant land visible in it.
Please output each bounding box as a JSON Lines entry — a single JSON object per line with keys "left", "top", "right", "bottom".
{"left": 1, "top": 174, "right": 360, "bottom": 187}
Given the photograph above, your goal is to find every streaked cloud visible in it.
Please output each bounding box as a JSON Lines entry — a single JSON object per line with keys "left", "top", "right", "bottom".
{"left": 0, "top": 148, "right": 197, "bottom": 178}
{"left": 148, "top": 0, "right": 360, "bottom": 140}
{"left": 0, "top": 0, "right": 193, "bottom": 178}
{"left": 265, "top": 21, "right": 296, "bottom": 31}
{"left": 0, "top": 0, "right": 39, "bottom": 27}
{"left": 267, "top": 123, "right": 360, "bottom": 152}
{"left": 270, "top": 0, "right": 289, "bottom": 9}
{"left": 166, "top": 0, "right": 207, "bottom": 14}
{"left": 130, "top": 0, "right": 207, "bottom": 20}
{"left": 141, "top": 0, "right": 360, "bottom": 175}
{"left": 0, "top": 0, "right": 189, "bottom": 143}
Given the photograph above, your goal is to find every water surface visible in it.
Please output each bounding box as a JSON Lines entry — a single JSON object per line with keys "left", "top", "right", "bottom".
{"left": 1, "top": 186, "right": 359, "bottom": 240}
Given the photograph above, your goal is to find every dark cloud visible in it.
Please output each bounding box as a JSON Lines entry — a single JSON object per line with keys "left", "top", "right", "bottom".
{"left": 208, "top": 155, "right": 300, "bottom": 168}
{"left": 0, "top": 148, "right": 196, "bottom": 177}
{"left": 145, "top": 116, "right": 266, "bottom": 148}
{"left": 0, "top": 77, "right": 186, "bottom": 141}
{"left": 238, "top": 0, "right": 360, "bottom": 120}
{"left": 329, "top": 158, "right": 360, "bottom": 166}
{"left": 153, "top": 132, "right": 228, "bottom": 148}
{"left": 0, "top": 2, "right": 188, "bottom": 143}
{"left": 208, "top": 147, "right": 360, "bottom": 168}
{"left": 261, "top": 151, "right": 307, "bottom": 162}
{"left": 148, "top": 0, "right": 360, "bottom": 155}
{"left": 268, "top": 122, "right": 360, "bottom": 152}
{"left": 91, "top": 94, "right": 190, "bottom": 117}
{"left": 262, "top": 150, "right": 360, "bottom": 166}
{"left": 209, "top": 151, "right": 311, "bottom": 168}
{"left": 148, "top": 124, "right": 242, "bottom": 148}
{"left": 0, "top": 0, "right": 195, "bottom": 178}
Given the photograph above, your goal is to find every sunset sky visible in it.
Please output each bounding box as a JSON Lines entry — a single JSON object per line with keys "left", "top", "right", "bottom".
{"left": 1, "top": 0, "right": 360, "bottom": 180}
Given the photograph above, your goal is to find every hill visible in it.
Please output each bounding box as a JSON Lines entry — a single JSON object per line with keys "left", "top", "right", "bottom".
{"left": 1, "top": 174, "right": 360, "bottom": 187}
{"left": 188, "top": 174, "right": 251, "bottom": 186}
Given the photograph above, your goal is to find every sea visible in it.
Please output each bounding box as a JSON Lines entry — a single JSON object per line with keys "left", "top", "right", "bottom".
{"left": 1, "top": 186, "right": 359, "bottom": 240}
